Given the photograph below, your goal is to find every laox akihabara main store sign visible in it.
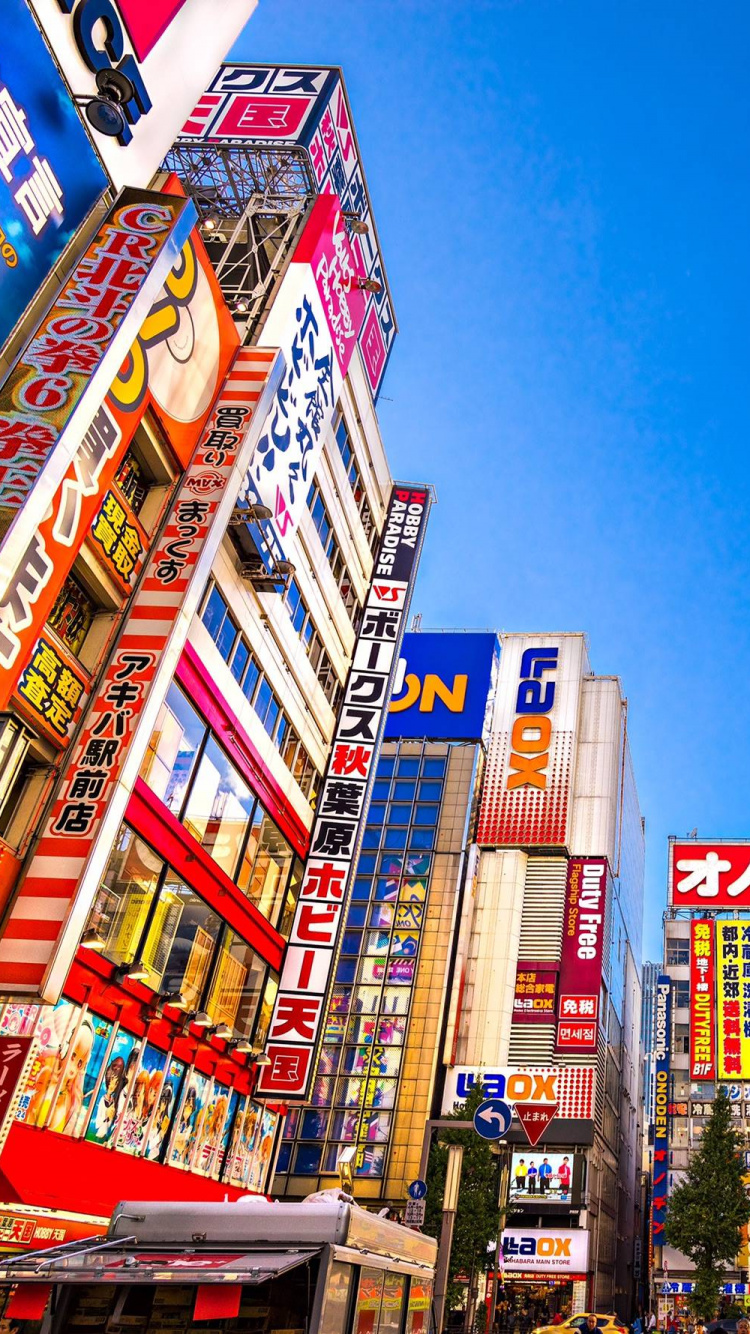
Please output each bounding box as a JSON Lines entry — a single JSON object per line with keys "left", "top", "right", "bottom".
{"left": 670, "top": 841, "right": 750, "bottom": 906}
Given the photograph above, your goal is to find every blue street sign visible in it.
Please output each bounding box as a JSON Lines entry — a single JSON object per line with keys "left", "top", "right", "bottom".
{"left": 408, "top": 1179, "right": 427, "bottom": 1200}
{"left": 473, "top": 1098, "right": 512, "bottom": 1140}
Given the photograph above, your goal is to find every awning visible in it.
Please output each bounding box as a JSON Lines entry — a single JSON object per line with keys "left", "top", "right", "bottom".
{"left": 0, "top": 1247, "right": 322, "bottom": 1285}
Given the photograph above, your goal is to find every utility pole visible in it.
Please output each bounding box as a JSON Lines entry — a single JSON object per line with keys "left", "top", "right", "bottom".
{"left": 434, "top": 1143, "right": 463, "bottom": 1334}
{"left": 487, "top": 1148, "right": 511, "bottom": 1334}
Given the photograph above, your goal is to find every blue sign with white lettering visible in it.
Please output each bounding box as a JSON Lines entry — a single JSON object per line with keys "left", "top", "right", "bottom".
{"left": 0, "top": 1, "right": 107, "bottom": 349}
{"left": 386, "top": 632, "right": 499, "bottom": 740}
{"left": 473, "top": 1098, "right": 512, "bottom": 1140}
{"left": 408, "top": 1179, "right": 427, "bottom": 1200}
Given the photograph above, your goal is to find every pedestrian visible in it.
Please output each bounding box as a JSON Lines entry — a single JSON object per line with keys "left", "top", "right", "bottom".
{"left": 693, "top": 1320, "right": 705, "bottom": 1334}
{"left": 539, "top": 1157, "right": 553, "bottom": 1195}
{"left": 527, "top": 1160, "right": 538, "bottom": 1194}
{"left": 552, "top": 1316, "right": 563, "bottom": 1327}
{"left": 515, "top": 1158, "right": 527, "bottom": 1191}
{"left": 558, "top": 1156, "right": 572, "bottom": 1200}
{"left": 647, "top": 1314, "right": 657, "bottom": 1333}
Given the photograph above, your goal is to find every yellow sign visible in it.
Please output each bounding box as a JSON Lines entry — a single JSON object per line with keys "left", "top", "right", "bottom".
{"left": 716, "top": 921, "right": 750, "bottom": 1078}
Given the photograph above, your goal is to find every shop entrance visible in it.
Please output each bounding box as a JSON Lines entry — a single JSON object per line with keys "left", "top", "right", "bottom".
{"left": 486, "top": 1275, "right": 589, "bottom": 1331}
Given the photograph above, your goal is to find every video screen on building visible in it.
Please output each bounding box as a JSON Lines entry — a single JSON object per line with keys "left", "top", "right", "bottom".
{"left": 509, "top": 1151, "right": 579, "bottom": 1204}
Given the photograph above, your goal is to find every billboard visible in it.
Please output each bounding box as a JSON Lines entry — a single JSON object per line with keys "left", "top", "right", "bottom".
{"left": 0, "top": 347, "right": 282, "bottom": 999}
{"left": 256, "top": 484, "right": 432, "bottom": 1100}
{"left": 27, "top": 0, "right": 258, "bottom": 191}
{"left": 555, "top": 858, "right": 608, "bottom": 1053}
{"left": 671, "top": 841, "right": 750, "bottom": 907}
{"left": 441, "top": 1066, "right": 595, "bottom": 1121}
{"left": 652, "top": 974, "right": 671, "bottom": 1244}
{"left": 509, "top": 1151, "right": 578, "bottom": 1204}
{"left": 0, "top": 0, "right": 107, "bottom": 350}
{"left": 513, "top": 968, "right": 558, "bottom": 1023}
{"left": 385, "top": 632, "right": 498, "bottom": 740}
{"left": 717, "top": 921, "right": 750, "bottom": 1079}
{"left": 180, "top": 64, "right": 396, "bottom": 399}
{"left": 241, "top": 193, "right": 366, "bottom": 567}
{"left": 690, "top": 920, "right": 716, "bottom": 1080}
{"left": 501, "top": 1228, "right": 589, "bottom": 1275}
{"left": 0, "top": 190, "right": 238, "bottom": 712}
{"left": 477, "top": 635, "right": 585, "bottom": 847}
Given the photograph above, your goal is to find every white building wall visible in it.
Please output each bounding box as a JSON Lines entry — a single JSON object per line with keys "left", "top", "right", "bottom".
{"left": 455, "top": 848, "right": 527, "bottom": 1066}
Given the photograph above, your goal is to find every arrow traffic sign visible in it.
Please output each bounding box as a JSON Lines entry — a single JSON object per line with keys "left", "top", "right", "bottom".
{"left": 408, "top": 1179, "right": 427, "bottom": 1200}
{"left": 473, "top": 1098, "right": 512, "bottom": 1140}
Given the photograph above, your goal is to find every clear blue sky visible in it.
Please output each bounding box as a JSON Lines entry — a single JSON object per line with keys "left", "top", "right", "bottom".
{"left": 232, "top": 2, "right": 750, "bottom": 962}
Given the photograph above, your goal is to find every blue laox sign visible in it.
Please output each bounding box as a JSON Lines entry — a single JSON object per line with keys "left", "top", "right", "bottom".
{"left": 442, "top": 1065, "right": 595, "bottom": 1120}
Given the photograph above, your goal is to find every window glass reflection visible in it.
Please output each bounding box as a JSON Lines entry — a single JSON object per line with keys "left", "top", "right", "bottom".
{"left": 140, "top": 874, "right": 221, "bottom": 1004}
{"left": 182, "top": 735, "right": 255, "bottom": 879}
{"left": 86, "top": 827, "right": 163, "bottom": 966}
{"left": 140, "top": 684, "right": 206, "bottom": 814}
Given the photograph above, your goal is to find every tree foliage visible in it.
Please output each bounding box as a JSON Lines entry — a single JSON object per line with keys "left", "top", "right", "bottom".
{"left": 423, "top": 1083, "right": 501, "bottom": 1312}
{"left": 665, "top": 1092, "right": 750, "bottom": 1318}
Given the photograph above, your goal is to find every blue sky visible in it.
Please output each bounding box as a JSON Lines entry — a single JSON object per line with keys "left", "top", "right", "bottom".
{"left": 233, "top": 2, "right": 750, "bottom": 962}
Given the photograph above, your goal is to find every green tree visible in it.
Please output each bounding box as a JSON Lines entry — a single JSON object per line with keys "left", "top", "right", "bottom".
{"left": 423, "top": 1083, "right": 502, "bottom": 1315}
{"left": 665, "top": 1091, "right": 750, "bottom": 1319}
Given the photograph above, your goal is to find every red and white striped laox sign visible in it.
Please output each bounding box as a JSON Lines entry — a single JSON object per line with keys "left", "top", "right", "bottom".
{"left": 0, "top": 347, "right": 281, "bottom": 1000}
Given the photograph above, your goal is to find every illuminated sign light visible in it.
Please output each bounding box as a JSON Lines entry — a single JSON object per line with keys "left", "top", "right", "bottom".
{"left": 385, "top": 632, "right": 498, "bottom": 741}
{"left": 671, "top": 841, "right": 750, "bottom": 907}
{"left": 555, "top": 859, "right": 607, "bottom": 1054}
{"left": 500, "top": 1229, "right": 589, "bottom": 1274}
{"left": 651, "top": 975, "right": 671, "bottom": 1244}
{"left": 717, "top": 921, "right": 750, "bottom": 1079}
{"left": 441, "top": 1065, "right": 595, "bottom": 1120}
{"left": 507, "top": 647, "right": 558, "bottom": 790}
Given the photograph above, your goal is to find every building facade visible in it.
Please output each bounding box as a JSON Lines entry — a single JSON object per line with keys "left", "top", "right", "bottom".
{"left": 0, "top": 35, "right": 422, "bottom": 1249}
{"left": 651, "top": 839, "right": 750, "bottom": 1316}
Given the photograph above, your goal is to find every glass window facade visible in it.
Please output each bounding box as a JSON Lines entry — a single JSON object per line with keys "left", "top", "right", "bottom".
{"left": 85, "top": 822, "right": 279, "bottom": 1044}
{"left": 140, "top": 683, "right": 301, "bottom": 934}
{"left": 277, "top": 743, "right": 446, "bottom": 1181}
{"left": 306, "top": 479, "right": 363, "bottom": 629}
{"left": 198, "top": 582, "right": 320, "bottom": 801}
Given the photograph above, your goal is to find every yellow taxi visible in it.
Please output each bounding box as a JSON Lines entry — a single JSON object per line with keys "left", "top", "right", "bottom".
{"left": 534, "top": 1315, "right": 628, "bottom": 1334}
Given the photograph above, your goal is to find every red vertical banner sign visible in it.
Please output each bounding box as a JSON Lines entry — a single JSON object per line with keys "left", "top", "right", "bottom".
{"left": 555, "top": 857, "right": 608, "bottom": 1053}
{"left": 690, "top": 919, "right": 716, "bottom": 1079}
{"left": 256, "top": 483, "right": 433, "bottom": 1101}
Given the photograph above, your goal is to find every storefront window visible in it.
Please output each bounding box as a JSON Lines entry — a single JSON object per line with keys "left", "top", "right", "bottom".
{"left": 404, "top": 1278, "right": 433, "bottom": 1334}
{"left": 139, "top": 873, "right": 221, "bottom": 1001}
{"left": 239, "top": 811, "right": 294, "bottom": 924}
{"left": 205, "top": 929, "right": 266, "bottom": 1036}
{"left": 181, "top": 735, "right": 255, "bottom": 878}
{"left": 140, "top": 684, "right": 207, "bottom": 813}
{"left": 353, "top": 1268, "right": 384, "bottom": 1334}
{"left": 86, "top": 826, "right": 164, "bottom": 966}
{"left": 254, "top": 971, "right": 278, "bottom": 1049}
{"left": 319, "top": 1262, "right": 353, "bottom": 1334}
{"left": 47, "top": 571, "right": 95, "bottom": 657}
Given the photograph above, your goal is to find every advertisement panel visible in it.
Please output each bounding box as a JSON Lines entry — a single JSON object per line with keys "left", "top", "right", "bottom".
{"left": 501, "top": 1228, "right": 589, "bottom": 1274}
{"left": 180, "top": 64, "right": 396, "bottom": 399}
{"left": 690, "top": 920, "right": 716, "bottom": 1080}
{"left": 0, "top": 347, "right": 282, "bottom": 999}
{"left": 0, "top": 189, "right": 194, "bottom": 658}
{"left": 27, "top": 0, "right": 258, "bottom": 191}
{"left": 652, "top": 974, "right": 671, "bottom": 1244}
{"left": 717, "top": 921, "right": 750, "bottom": 1079}
{"left": 509, "top": 1152, "right": 576, "bottom": 1203}
{"left": 385, "top": 632, "right": 498, "bottom": 740}
{"left": 441, "top": 1066, "right": 595, "bottom": 1121}
{"left": 0, "top": 188, "right": 238, "bottom": 707}
{"left": 670, "top": 841, "right": 750, "bottom": 908}
{"left": 555, "top": 858, "right": 608, "bottom": 1053}
{"left": 256, "top": 484, "right": 432, "bottom": 1100}
{"left": 513, "top": 968, "right": 558, "bottom": 1023}
{"left": 245, "top": 193, "right": 366, "bottom": 566}
{"left": 0, "top": 0, "right": 107, "bottom": 350}
{"left": 477, "top": 635, "right": 585, "bottom": 848}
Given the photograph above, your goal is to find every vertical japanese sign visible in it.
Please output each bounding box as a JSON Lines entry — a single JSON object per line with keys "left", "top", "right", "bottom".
{"left": 652, "top": 975, "right": 671, "bottom": 1245}
{"left": 0, "top": 188, "right": 238, "bottom": 712}
{"left": 513, "top": 968, "right": 558, "bottom": 1022}
{"left": 180, "top": 64, "right": 396, "bottom": 399}
{"left": 0, "top": 189, "right": 194, "bottom": 638}
{"left": 256, "top": 483, "right": 432, "bottom": 1100}
{"left": 690, "top": 920, "right": 716, "bottom": 1080}
{"left": 0, "top": 0, "right": 107, "bottom": 350}
{"left": 0, "top": 1036, "right": 34, "bottom": 1156}
{"left": 246, "top": 193, "right": 366, "bottom": 566}
{"left": 555, "top": 858, "right": 608, "bottom": 1053}
{"left": 0, "top": 347, "right": 282, "bottom": 999}
{"left": 717, "top": 921, "right": 750, "bottom": 1079}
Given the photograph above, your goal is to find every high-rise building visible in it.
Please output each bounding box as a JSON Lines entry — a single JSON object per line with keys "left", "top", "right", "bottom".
{"left": 0, "top": 45, "right": 428, "bottom": 1253}
{"left": 650, "top": 838, "right": 750, "bottom": 1317}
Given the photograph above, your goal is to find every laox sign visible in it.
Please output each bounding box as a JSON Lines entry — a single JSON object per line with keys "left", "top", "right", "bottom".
{"left": 506, "top": 647, "right": 559, "bottom": 790}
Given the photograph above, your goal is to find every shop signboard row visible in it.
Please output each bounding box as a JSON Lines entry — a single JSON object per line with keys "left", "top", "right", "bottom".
{"left": 180, "top": 63, "right": 396, "bottom": 400}
{"left": 256, "top": 483, "right": 432, "bottom": 1101}
{"left": 477, "top": 636, "right": 585, "bottom": 848}
{"left": 652, "top": 974, "right": 671, "bottom": 1244}
{"left": 0, "top": 346, "right": 282, "bottom": 999}
{"left": 442, "top": 1066, "right": 595, "bottom": 1121}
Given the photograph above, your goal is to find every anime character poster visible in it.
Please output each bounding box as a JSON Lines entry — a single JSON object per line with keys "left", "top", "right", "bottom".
{"left": 227, "top": 1098, "right": 259, "bottom": 1188}
{"left": 144, "top": 1057, "right": 185, "bottom": 1162}
{"left": 85, "top": 1029, "right": 141, "bottom": 1147}
{"left": 218, "top": 1090, "right": 240, "bottom": 1178}
{"left": 192, "top": 1080, "right": 231, "bottom": 1179}
{"left": 0, "top": 1004, "right": 40, "bottom": 1036}
{"left": 55, "top": 1013, "right": 113, "bottom": 1138}
{"left": 15, "top": 1001, "right": 80, "bottom": 1128}
{"left": 246, "top": 1108, "right": 277, "bottom": 1192}
{"left": 168, "top": 1070, "right": 209, "bottom": 1169}
{"left": 116, "top": 1043, "right": 167, "bottom": 1156}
